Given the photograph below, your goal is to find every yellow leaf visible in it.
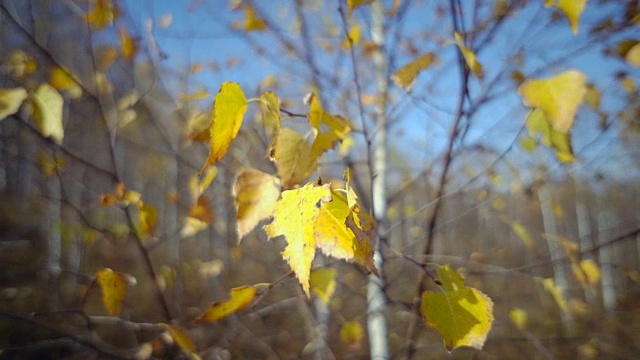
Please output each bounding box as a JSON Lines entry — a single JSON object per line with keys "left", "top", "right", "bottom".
{"left": 118, "top": 26, "right": 138, "bottom": 61}
{"left": 86, "top": 0, "right": 121, "bottom": 29}
{"left": 199, "top": 285, "right": 257, "bottom": 322}
{"left": 519, "top": 70, "right": 587, "bottom": 134}
{"left": 188, "top": 195, "right": 214, "bottom": 224}
{"left": 96, "top": 268, "right": 130, "bottom": 316}
{"left": 310, "top": 268, "right": 337, "bottom": 305}
{"left": 234, "top": 168, "right": 281, "bottom": 241}
{"left": 538, "top": 277, "right": 568, "bottom": 312}
{"left": 509, "top": 308, "right": 528, "bottom": 330}
{"left": 274, "top": 128, "right": 317, "bottom": 189}
{"left": 243, "top": 5, "right": 266, "bottom": 32}
{"left": 573, "top": 259, "right": 600, "bottom": 288}
{"left": 511, "top": 221, "right": 533, "bottom": 248}
{"left": 421, "top": 264, "right": 494, "bottom": 351}
{"left": 5, "top": 50, "right": 37, "bottom": 78}
{"left": 308, "top": 96, "right": 351, "bottom": 159}
{"left": 342, "top": 23, "right": 361, "bottom": 49}
{"left": 179, "top": 216, "right": 209, "bottom": 239}
{"left": 454, "top": 32, "right": 484, "bottom": 80}
{"left": 260, "top": 92, "right": 281, "bottom": 160}
{"left": 138, "top": 202, "right": 158, "bottom": 235}
{"left": 545, "top": 0, "right": 587, "bottom": 35}
{"left": 264, "top": 183, "right": 332, "bottom": 295}
{"left": 391, "top": 52, "right": 437, "bottom": 91}
{"left": 347, "top": 0, "right": 373, "bottom": 13}
{"left": 584, "top": 84, "right": 601, "bottom": 111}
{"left": 340, "top": 321, "right": 363, "bottom": 348}
{"left": 30, "top": 84, "right": 64, "bottom": 145}
{"left": 0, "top": 87, "right": 28, "bottom": 121}
{"left": 200, "top": 82, "right": 248, "bottom": 174}
{"left": 180, "top": 88, "right": 210, "bottom": 101}
{"left": 165, "top": 325, "right": 197, "bottom": 354}
{"left": 524, "top": 108, "right": 574, "bottom": 163}
{"left": 49, "top": 67, "right": 82, "bottom": 99}
{"left": 625, "top": 41, "right": 640, "bottom": 67}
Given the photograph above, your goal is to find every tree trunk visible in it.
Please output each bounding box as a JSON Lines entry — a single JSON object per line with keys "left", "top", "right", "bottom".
{"left": 367, "top": 1, "right": 390, "bottom": 358}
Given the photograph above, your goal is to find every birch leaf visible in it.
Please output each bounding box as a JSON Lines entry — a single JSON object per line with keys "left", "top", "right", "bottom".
{"left": 0, "top": 87, "right": 27, "bottom": 121}
{"left": 340, "top": 321, "right": 363, "bottom": 348}
{"left": 525, "top": 108, "right": 575, "bottom": 163}
{"left": 199, "top": 285, "right": 257, "bottom": 322}
{"left": 275, "top": 128, "right": 317, "bottom": 189}
{"left": 165, "top": 325, "right": 197, "bottom": 354}
{"left": 118, "top": 26, "right": 138, "bottom": 61}
{"left": 243, "top": 5, "right": 266, "bottom": 32}
{"left": 347, "top": 0, "right": 373, "bottom": 13}
{"left": 260, "top": 92, "right": 281, "bottom": 160}
{"left": 49, "top": 67, "right": 82, "bottom": 98}
{"left": 519, "top": 70, "right": 587, "bottom": 134}
{"left": 308, "top": 96, "right": 351, "bottom": 159}
{"left": 545, "top": 0, "right": 587, "bottom": 34}
{"left": 30, "top": 84, "right": 64, "bottom": 144}
{"left": 391, "top": 52, "right": 437, "bottom": 91}
{"left": 421, "top": 264, "right": 494, "bottom": 351}
{"left": 454, "top": 32, "right": 483, "bottom": 80}
{"left": 310, "top": 268, "right": 337, "bottom": 305}
{"left": 96, "top": 268, "right": 132, "bottom": 316}
{"left": 264, "top": 183, "right": 332, "bottom": 295}
{"left": 234, "top": 168, "right": 281, "bottom": 241}
{"left": 200, "top": 82, "right": 247, "bottom": 174}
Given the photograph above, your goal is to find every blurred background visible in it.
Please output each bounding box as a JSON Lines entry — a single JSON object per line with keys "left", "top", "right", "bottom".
{"left": 0, "top": 0, "right": 639, "bottom": 358}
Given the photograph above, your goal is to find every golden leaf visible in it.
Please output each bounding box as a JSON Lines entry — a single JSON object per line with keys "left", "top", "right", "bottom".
{"left": 310, "top": 268, "right": 337, "bottom": 305}
{"left": 340, "top": 321, "right": 363, "bottom": 348}
{"left": 200, "top": 82, "right": 248, "bottom": 174}
{"left": 96, "top": 268, "right": 131, "bottom": 316}
{"left": 274, "top": 128, "right": 317, "bottom": 189}
{"left": 234, "top": 168, "right": 281, "bottom": 241}
{"left": 454, "top": 32, "right": 483, "bottom": 80}
{"left": 421, "top": 265, "right": 494, "bottom": 351}
{"left": 30, "top": 84, "right": 64, "bottom": 145}
{"left": 519, "top": 70, "right": 587, "bottom": 134}
{"left": 243, "top": 5, "right": 266, "bottom": 32}
{"left": 264, "top": 183, "right": 332, "bottom": 295}
{"left": 545, "top": 0, "right": 587, "bottom": 34}
{"left": 200, "top": 285, "right": 257, "bottom": 322}
{"left": 391, "top": 52, "right": 437, "bottom": 91}
{"left": 0, "top": 87, "right": 28, "bottom": 121}
{"left": 118, "top": 26, "right": 138, "bottom": 61}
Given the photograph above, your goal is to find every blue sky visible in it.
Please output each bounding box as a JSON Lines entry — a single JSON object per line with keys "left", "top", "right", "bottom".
{"left": 120, "top": 0, "right": 640, "bottom": 186}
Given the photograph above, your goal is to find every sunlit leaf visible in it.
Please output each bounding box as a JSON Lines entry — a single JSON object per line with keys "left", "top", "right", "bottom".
{"left": 625, "top": 41, "right": 640, "bottom": 67}
{"left": 138, "top": 202, "right": 158, "bottom": 235}
{"left": 264, "top": 183, "right": 332, "bottom": 295}
{"left": 243, "top": 5, "right": 266, "bottom": 32}
{"left": 188, "top": 195, "right": 214, "bottom": 224}
{"left": 308, "top": 96, "right": 351, "bottom": 160}
{"left": 509, "top": 308, "right": 528, "bottom": 330}
{"left": 519, "top": 70, "right": 586, "bottom": 134}
{"left": 49, "top": 67, "right": 82, "bottom": 99}
{"left": 86, "top": 0, "right": 121, "bottom": 29}
{"left": 118, "top": 25, "right": 138, "bottom": 61}
{"left": 200, "top": 82, "right": 248, "bottom": 174}
{"left": 310, "top": 267, "right": 337, "bottom": 305}
{"left": 96, "top": 268, "right": 132, "bottom": 316}
{"left": 421, "top": 264, "right": 494, "bottom": 351}
{"left": 545, "top": 0, "right": 587, "bottom": 34}
{"left": 0, "top": 87, "right": 27, "bottom": 121}
{"left": 524, "top": 108, "right": 575, "bottom": 163}
{"left": 347, "top": 0, "right": 373, "bottom": 13}
{"left": 30, "top": 84, "right": 64, "bottom": 145}
{"left": 538, "top": 277, "right": 568, "bottom": 312}
{"left": 234, "top": 168, "right": 281, "bottom": 241}
{"left": 274, "top": 127, "right": 317, "bottom": 189}
{"left": 199, "top": 285, "right": 257, "bottom": 322}
{"left": 260, "top": 92, "right": 281, "bottom": 160}
{"left": 164, "top": 325, "right": 197, "bottom": 354}
{"left": 340, "top": 321, "right": 363, "bottom": 348}
{"left": 342, "top": 23, "right": 361, "bottom": 49}
{"left": 572, "top": 259, "right": 601, "bottom": 288}
{"left": 391, "top": 52, "right": 437, "bottom": 91}
{"left": 5, "top": 50, "right": 37, "bottom": 78}
{"left": 454, "top": 32, "right": 484, "bottom": 80}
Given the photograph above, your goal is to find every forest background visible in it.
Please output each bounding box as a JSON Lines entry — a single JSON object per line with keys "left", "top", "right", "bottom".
{"left": 0, "top": 0, "right": 639, "bottom": 359}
